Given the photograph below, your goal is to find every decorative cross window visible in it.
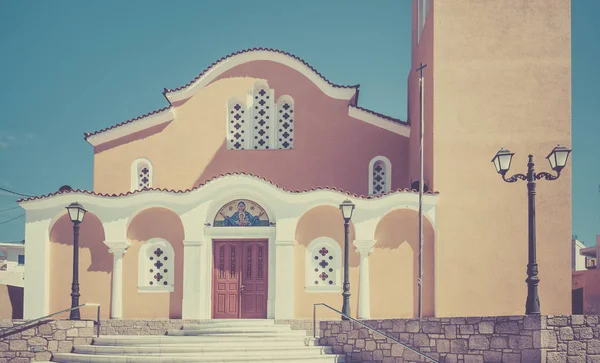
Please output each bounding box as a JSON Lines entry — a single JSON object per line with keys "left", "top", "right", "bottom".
{"left": 306, "top": 237, "right": 342, "bottom": 292}
{"left": 226, "top": 81, "right": 295, "bottom": 150}
{"left": 138, "top": 238, "right": 175, "bottom": 292}
{"left": 131, "top": 158, "right": 153, "bottom": 192}
{"left": 276, "top": 96, "right": 294, "bottom": 149}
{"left": 369, "top": 156, "right": 392, "bottom": 195}
{"left": 227, "top": 98, "right": 249, "bottom": 150}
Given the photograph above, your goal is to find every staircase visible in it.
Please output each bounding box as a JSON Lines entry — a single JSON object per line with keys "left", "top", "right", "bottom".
{"left": 48, "top": 320, "right": 344, "bottom": 362}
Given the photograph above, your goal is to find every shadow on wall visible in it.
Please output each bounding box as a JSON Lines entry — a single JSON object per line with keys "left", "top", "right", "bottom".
{"left": 50, "top": 213, "right": 111, "bottom": 272}
{"left": 49, "top": 213, "right": 112, "bottom": 320}
{"left": 372, "top": 208, "right": 435, "bottom": 318}
{"left": 125, "top": 207, "right": 185, "bottom": 319}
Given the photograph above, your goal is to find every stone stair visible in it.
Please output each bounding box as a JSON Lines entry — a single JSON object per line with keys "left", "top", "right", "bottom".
{"left": 47, "top": 319, "right": 344, "bottom": 362}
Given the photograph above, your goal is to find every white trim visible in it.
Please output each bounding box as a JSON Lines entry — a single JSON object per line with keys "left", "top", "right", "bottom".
{"left": 130, "top": 158, "right": 154, "bottom": 192}
{"left": 22, "top": 215, "right": 51, "bottom": 319}
{"left": 348, "top": 106, "right": 410, "bottom": 137}
{"left": 354, "top": 239, "right": 375, "bottom": 319}
{"left": 368, "top": 156, "right": 392, "bottom": 195}
{"left": 276, "top": 95, "right": 295, "bottom": 149}
{"left": 137, "top": 238, "right": 175, "bottom": 293}
{"left": 305, "top": 237, "right": 342, "bottom": 293}
{"left": 86, "top": 107, "right": 175, "bottom": 147}
{"left": 104, "top": 240, "right": 130, "bottom": 319}
{"left": 165, "top": 50, "right": 356, "bottom": 104}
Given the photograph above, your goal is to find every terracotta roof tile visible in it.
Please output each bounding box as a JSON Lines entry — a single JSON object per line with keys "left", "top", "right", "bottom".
{"left": 17, "top": 172, "right": 438, "bottom": 203}
{"left": 162, "top": 48, "right": 360, "bottom": 94}
{"left": 83, "top": 106, "right": 172, "bottom": 140}
{"left": 353, "top": 105, "right": 406, "bottom": 124}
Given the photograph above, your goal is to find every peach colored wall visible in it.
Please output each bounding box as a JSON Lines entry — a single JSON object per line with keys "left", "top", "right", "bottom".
{"left": 294, "top": 206, "right": 358, "bottom": 319}
{"left": 573, "top": 270, "right": 600, "bottom": 314}
{"left": 49, "top": 213, "right": 111, "bottom": 319}
{"left": 0, "top": 285, "right": 11, "bottom": 318}
{"left": 371, "top": 209, "right": 435, "bottom": 318}
{"left": 123, "top": 208, "right": 185, "bottom": 318}
{"left": 432, "top": 0, "right": 572, "bottom": 316}
{"left": 408, "top": 0, "right": 434, "bottom": 189}
{"left": 93, "top": 61, "right": 409, "bottom": 196}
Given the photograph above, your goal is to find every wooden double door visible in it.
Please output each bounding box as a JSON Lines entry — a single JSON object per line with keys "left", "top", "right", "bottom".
{"left": 212, "top": 240, "right": 268, "bottom": 319}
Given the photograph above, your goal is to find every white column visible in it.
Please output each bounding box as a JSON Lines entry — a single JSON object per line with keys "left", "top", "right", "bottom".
{"left": 104, "top": 240, "right": 130, "bottom": 319}
{"left": 23, "top": 215, "right": 52, "bottom": 319}
{"left": 274, "top": 240, "right": 294, "bottom": 319}
{"left": 274, "top": 217, "right": 298, "bottom": 319}
{"left": 182, "top": 240, "right": 204, "bottom": 319}
{"left": 353, "top": 240, "right": 376, "bottom": 320}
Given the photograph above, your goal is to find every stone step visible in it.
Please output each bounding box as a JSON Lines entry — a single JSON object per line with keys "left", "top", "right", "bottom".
{"left": 51, "top": 352, "right": 345, "bottom": 363}
{"left": 167, "top": 328, "right": 305, "bottom": 336}
{"left": 73, "top": 344, "right": 332, "bottom": 355}
{"left": 93, "top": 335, "right": 317, "bottom": 346}
{"left": 183, "top": 319, "right": 276, "bottom": 325}
{"left": 175, "top": 325, "right": 291, "bottom": 333}
{"left": 181, "top": 320, "right": 277, "bottom": 329}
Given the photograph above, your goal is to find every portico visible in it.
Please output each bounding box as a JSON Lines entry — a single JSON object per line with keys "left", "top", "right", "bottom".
{"left": 18, "top": 173, "right": 438, "bottom": 320}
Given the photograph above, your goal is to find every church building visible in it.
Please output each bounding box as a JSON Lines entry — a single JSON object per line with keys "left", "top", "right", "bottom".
{"left": 17, "top": 0, "right": 572, "bottom": 321}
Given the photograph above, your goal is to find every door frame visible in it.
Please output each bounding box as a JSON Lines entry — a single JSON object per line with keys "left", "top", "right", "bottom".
{"left": 211, "top": 239, "right": 269, "bottom": 319}
{"left": 204, "top": 226, "right": 276, "bottom": 319}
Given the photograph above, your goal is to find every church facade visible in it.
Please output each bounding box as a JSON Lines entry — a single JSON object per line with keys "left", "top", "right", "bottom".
{"left": 18, "top": 0, "right": 572, "bottom": 321}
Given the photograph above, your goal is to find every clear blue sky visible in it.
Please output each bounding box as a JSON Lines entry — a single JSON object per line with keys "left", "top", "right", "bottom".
{"left": 0, "top": 1, "right": 598, "bottom": 246}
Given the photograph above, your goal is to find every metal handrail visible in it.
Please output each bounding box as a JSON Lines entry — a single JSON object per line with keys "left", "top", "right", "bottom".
{"left": 0, "top": 303, "right": 101, "bottom": 339}
{"left": 313, "top": 303, "right": 438, "bottom": 363}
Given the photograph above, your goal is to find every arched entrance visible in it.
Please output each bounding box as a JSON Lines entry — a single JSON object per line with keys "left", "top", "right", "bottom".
{"left": 210, "top": 199, "right": 272, "bottom": 319}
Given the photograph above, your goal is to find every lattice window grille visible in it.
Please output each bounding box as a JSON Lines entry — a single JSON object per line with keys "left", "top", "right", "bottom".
{"left": 306, "top": 237, "right": 341, "bottom": 292}
{"left": 138, "top": 238, "right": 174, "bottom": 292}
{"left": 276, "top": 96, "right": 294, "bottom": 149}
{"left": 137, "top": 162, "right": 151, "bottom": 189}
{"left": 227, "top": 99, "right": 249, "bottom": 150}
{"left": 249, "top": 85, "right": 275, "bottom": 150}
{"left": 147, "top": 247, "right": 170, "bottom": 287}
{"left": 372, "top": 160, "right": 386, "bottom": 195}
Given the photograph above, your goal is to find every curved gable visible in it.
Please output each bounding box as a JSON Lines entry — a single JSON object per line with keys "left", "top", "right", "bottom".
{"left": 164, "top": 48, "right": 359, "bottom": 103}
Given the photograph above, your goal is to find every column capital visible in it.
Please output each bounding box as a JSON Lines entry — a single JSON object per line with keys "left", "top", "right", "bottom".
{"left": 104, "top": 240, "right": 131, "bottom": 254}
{"left": 275, "top": 240, "right": 294, "bottom": 246}
{"left": 353, "top": 239, "right": 376, "bottom": 255}
{"left": 183, "top": 240, "right": 205, "bottom": 247}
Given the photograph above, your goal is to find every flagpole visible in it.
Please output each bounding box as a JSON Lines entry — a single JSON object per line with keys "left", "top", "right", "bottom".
{"left": 416, "top": 62, "right": 427, "bottom": 319}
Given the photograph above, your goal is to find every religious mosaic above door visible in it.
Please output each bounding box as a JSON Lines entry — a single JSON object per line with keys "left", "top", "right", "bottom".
{"left": 213, "top": 199, "right": 270, "bottom": 227}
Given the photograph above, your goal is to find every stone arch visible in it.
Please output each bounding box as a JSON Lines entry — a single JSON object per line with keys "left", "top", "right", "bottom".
{"left": 124, "top": 207, "right": 184, "bottom": 319}
{"left": 371, "top": 208, "right": 435, "bottom": 318}
{"left": 293, "top": 205, "right": 358, "bottom": 319}
{"left": 48, "top": 211, "right": 111, "bottom": 319}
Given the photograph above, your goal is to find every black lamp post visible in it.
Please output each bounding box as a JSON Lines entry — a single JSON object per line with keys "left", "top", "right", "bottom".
{"left": 66, "top": 202, "right": 87, "bottom": 320}
{"left": 491, "top": 145, "right": 571, "bottom": 315}
{"left": 339, "top": 199, "right": 355, "bottom": 320}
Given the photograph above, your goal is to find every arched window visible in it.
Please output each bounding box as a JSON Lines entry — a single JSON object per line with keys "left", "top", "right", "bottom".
{"left": 227, "top": 97, "right": 249, "bottom": 150}
{"left": 131, "top": 158, "right": 153, "bottom": 192}
{"left": 305, "top": 237, "right": 342, "bottom": 292}
{"left": 250, "top": 81, "right": 275, "bottom": 150}
{"left": 138, "top": 238, "right": 175, "bottom": 292}
{"left": 276, "top": 95, "right": 294, "bottom": 149}
{"left": 369, "top": 156, "right": 392, "bottom": 195}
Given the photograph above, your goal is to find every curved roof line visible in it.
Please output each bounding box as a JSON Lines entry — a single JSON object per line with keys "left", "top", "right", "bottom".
{"left": 17, "top": 172, "right": 438, "bottom": 205}
{"left": 162, "top": 48, "right": 359, "bottom": 104}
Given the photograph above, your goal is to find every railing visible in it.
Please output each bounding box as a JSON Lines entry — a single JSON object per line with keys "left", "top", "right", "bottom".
{"left": 313, "top": 303, "right": 438, "bottom": 363}
{"left": 0, "top": 303, "right": 101, "bottom": 339}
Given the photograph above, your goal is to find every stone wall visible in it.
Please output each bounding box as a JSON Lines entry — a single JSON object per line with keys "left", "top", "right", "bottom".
{"left": 318, "top": 315, "right": 577, "bottom": 363}
{"left": 0, "top": 319, "right": 96, "bottom": 362}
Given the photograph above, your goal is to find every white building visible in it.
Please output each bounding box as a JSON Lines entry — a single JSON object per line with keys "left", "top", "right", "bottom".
{"left": 0, "top": 241, "right": 25, "bottom": 288}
